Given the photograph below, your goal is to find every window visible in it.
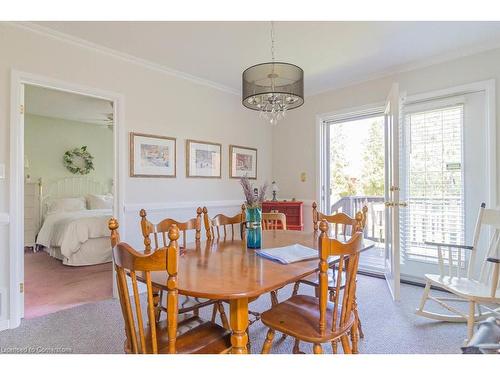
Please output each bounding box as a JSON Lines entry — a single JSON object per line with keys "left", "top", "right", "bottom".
{"left": 401, "top": 104, "right": 465, "bottom": 264}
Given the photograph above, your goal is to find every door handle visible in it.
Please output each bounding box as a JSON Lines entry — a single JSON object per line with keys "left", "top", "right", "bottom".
{"left": 385, "top": 201, "right": 408, "bottom": 207}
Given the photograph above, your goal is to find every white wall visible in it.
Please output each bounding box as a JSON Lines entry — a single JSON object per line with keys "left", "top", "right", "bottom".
{"left": 273, "top": 47, "right": 500, "bottom": 213}
{"left": 24, "top": 114, "right": 114, "bottom": 187}
{"left": 0, "top": 23, "right": 272, "bottom": 327}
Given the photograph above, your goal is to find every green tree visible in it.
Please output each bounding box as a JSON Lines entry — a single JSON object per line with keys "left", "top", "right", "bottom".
{"left": 361, "top": 121, "right": 385, "bottom": 196}
{"left": 330, "top": 124, "right": 356, "bottom": 199}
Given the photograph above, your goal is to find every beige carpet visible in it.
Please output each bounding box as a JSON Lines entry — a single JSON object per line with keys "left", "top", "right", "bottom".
{"left": 24, "top": 251, "right": 113, "bottom": 319}
{"left": 0, "top": 274, "right": 468, "bottom": 354}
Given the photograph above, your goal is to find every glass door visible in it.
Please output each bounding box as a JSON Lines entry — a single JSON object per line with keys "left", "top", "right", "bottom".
{"left": 383, "top": 83, "right": 402, "bottom": 301}
{"left": 399, "top": 91, "right": 489, "bottom": 280}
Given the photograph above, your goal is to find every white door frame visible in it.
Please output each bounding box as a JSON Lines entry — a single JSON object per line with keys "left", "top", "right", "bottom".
{"left": 9, "top": 69, "right": 126, "bottom": 329}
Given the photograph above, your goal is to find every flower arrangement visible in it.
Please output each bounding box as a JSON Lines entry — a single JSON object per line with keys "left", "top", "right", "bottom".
{"left": 240, "top": 177, "right": 268, "bottom": 208}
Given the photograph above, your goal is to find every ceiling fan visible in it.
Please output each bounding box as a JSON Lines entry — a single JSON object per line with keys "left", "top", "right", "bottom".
{"left": 82, "top": 102, "right": 114, "bottom": 130}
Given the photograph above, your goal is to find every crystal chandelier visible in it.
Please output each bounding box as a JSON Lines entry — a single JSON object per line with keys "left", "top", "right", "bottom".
{"left": 242, "top": 22, "right": 304, "bottom": 125}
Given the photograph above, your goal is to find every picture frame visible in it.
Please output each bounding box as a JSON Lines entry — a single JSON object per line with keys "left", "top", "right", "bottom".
{"left": 229, "top": 145, "right": 258, "bottom": 179}
{"left": 186, "top": 139, "right": 222, "bottom": 178}
{"left": 130, "top": 132, "right": 176, "bottom": 178}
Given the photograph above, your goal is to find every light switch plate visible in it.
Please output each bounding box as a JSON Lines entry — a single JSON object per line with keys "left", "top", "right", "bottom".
{"left": 0, "top": 164, "right": 5, "bottom": 179}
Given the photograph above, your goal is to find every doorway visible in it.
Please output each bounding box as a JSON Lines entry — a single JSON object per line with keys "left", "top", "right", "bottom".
{"left": 23, "top": 85, "right": 115, "bottom": 319}
{"left": 9, "top": 71, "right": 125, "bottom": 329}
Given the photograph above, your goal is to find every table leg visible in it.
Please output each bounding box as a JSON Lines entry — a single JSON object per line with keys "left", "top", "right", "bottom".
{"left": 229, "top": 298, "right": 249, "bottom": 354}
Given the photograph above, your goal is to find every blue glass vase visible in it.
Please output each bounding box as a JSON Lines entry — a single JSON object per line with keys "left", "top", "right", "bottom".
{"left": 246, "top": 206, "right": 262, "bottom": 249}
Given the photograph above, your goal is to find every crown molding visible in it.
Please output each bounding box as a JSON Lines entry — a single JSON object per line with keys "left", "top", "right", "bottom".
{"left": 307, "top": 38, "right": 500, "bottom": 98}
{"left": 5, "top": 22, "right": 240, "bottom": 96}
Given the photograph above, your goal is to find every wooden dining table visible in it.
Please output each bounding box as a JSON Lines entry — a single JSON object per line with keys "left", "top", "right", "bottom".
{"left": 149, "top": 230, "right": 374, "bottom": 354}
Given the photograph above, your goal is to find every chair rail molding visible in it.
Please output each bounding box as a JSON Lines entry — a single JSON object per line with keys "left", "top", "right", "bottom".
{"left": 124, "top": 199, "right": 244, "bottom": 213}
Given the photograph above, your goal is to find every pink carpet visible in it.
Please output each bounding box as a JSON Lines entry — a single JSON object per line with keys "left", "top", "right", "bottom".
{"left": 24, "top": 251, "right": 113, "bottom": 319}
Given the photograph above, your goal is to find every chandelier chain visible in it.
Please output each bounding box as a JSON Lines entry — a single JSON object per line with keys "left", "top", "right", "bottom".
{"left": 271, "top": 21, "right": 275, "bottom": 62}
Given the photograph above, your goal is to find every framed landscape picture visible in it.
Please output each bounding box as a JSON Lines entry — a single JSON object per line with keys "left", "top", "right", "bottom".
{"left": 186, "top": 139, "right": 222, "bottom": 178}
{"left": 230, "top": 145, "right": 257, "bottom": 179}
{"left": 130, "top": 132, "right": 176, "bottom": 177}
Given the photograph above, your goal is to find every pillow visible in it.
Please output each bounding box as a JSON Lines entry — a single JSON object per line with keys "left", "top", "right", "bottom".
{"left": 46, "top": 197, "right": 86, "bottom": 214}
{"left": 87, "top": 194, "right": 113, "bottom": 210}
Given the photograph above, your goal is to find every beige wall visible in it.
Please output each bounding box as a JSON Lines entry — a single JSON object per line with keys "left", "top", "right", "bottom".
{"left": 0, "top": 23, "right": 272, "bottom": 325}
{"left": 272, "top": 47, "right": 500, "bottom": 207}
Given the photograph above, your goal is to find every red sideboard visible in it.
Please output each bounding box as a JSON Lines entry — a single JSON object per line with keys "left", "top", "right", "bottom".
{"left": 262, "top": 201, "right": 304, "bottom": 231}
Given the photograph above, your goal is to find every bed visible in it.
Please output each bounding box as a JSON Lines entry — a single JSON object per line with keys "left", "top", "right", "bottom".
{"left": 35, "top": 177, "right": 113, "bottom": 266}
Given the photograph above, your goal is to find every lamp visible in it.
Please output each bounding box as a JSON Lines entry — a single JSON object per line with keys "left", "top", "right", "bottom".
{"left": 242, "top": 22, "right": 304, "bottom": 125}
{"left": 271, "top": 181, "right": 279, "bottom": 201}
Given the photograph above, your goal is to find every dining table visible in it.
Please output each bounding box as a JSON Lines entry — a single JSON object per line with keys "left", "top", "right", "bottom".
{"left": 149, "top": 229, "right": 375, "bottom": 354}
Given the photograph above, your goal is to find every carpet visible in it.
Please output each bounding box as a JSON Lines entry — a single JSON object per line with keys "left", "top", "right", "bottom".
{"left": 0, "top": 274, "right": 468, "bottom": 354}
{"left": 24, "top": 251, "right": 113, "bottom": 319}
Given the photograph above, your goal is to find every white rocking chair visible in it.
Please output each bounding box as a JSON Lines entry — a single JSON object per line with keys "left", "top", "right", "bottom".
{"left": 415, "top": 203, "right": 500, "bottom": 342}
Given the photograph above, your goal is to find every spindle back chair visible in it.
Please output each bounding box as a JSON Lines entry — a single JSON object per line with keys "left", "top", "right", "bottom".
{"left": 109, "top": 219, "right": 231, "bottom": 354}
{"left": 262, "top": 211, "right": 287, "bottom": 230}
{"left": 139, "top": 208, "right": 225, "bottom": 325}
{"left": 261, "top": 222, "right": 364, "bottom": 354}
{"left": 203, "top": 205, "right": 246, "bottom": 240}
{"left": 140, "top": 208, "right": 202, "bottom": 250}
{"left": 416, "top": 203, "right": 500, "bottom": 341}
{"left": 312, "top": 201, "right": 367, "bottom": 238}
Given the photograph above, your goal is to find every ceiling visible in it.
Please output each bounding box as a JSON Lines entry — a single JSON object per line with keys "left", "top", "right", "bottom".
{"left": 25, "top": 84, "right": 113, "bottom": 125}
{"left": 34, "top": 21, "right": 500, "bottom": 96}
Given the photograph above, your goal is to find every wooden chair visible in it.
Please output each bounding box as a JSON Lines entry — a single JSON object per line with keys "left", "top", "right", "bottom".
{"left": 290, "top": 202, "right": 367, "bottom": 352}
{"left": 139, "top": 208, "right": 229, "bottom": 328}
{"left": 140, "top": 207, "right": 202, "bottom": 250}
{"left": 108, "top": 219, "right": 231, "bottom": 354}
{"left": 416, "top": 203, "right": 500, "bottom": 342}
{"left": 260, "top": 221, "right": 364, "bottom": 354}
{"left": 203, "top": 205, "right": 246, "bottom": 240}
{"left": 262, "top": 211, "right": 287, "bottom": 230}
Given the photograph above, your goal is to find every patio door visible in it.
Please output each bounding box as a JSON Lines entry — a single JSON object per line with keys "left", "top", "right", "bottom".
{"left": 383, "top": 83, "right": 402, "bottom": 301}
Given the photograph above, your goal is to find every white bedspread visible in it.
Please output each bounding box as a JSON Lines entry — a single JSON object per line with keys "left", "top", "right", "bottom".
{"left": 37, "top": 209, "right": 112, "bottom": 259}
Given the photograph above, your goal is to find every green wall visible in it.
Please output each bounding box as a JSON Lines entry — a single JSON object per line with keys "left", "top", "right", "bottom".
{"left": 24, "top": 114, "right": 113, "bottom": 187}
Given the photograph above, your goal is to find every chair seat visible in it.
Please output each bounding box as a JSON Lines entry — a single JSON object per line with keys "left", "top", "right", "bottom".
{"left": 425, "top": 274, "right": 500, "bottom": 302}
{"left": 300, "top": 269, "right": 347, "bottom": 290}
{"left": 128, "top": 315, "right": 232, "bottom": 354}
{"left": 260, "top": 295, "right": 355, "bottom": 343}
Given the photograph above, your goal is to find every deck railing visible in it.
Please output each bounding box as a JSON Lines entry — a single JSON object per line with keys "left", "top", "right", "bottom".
{"left": 330, "top": 195, "right": 464, "bottom": 262}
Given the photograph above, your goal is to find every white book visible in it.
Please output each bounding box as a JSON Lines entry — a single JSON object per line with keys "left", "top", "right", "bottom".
{"left": 256, "top": 243, "right": 318, "bottom": 264}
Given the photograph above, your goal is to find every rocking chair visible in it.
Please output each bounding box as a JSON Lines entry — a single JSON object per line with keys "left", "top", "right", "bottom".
{"left": 415, "top": 203, "right": 500, "bottom": 342}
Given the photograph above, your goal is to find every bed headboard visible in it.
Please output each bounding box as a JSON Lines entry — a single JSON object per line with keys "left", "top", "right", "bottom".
{"left": 40, "top": 177, "right": 112, "bottom": 220}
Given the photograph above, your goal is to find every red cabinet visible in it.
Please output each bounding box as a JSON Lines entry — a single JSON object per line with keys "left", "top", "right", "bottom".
{"left": 262, "top": 201, "right": 304, "bottom": 231}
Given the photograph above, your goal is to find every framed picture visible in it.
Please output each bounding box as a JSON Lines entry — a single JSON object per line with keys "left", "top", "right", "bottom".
{"left": 230, "top": 145, "right": 257, "bottom": 179}
{"left": 186, "top": 139, "right": 222, "bottom": 178}
{"left": 130, "top": 132, "right": 176, "bottom": 177}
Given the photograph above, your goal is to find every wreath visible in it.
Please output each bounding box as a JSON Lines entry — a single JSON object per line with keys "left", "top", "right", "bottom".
{"left": 63, "top": 146, "right": 95, "bottom": 175}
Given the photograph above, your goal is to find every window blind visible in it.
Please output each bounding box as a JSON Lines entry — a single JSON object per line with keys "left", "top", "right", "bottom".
{"left": 400, "top": 105, "right": 465, "bottom": 264}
